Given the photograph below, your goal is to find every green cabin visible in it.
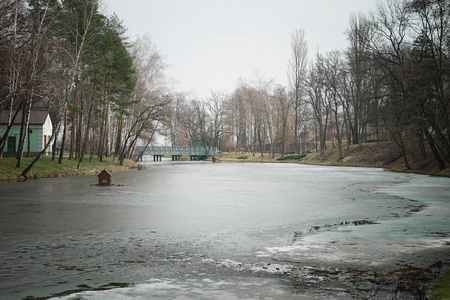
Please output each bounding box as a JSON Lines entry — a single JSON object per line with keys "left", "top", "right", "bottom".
{"left": 0, "top": 110, "right": 53, "bottom": 156}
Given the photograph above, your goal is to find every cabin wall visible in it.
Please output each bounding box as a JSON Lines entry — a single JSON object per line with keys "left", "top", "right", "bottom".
{"left": 0, "top": 125, "right": 50, "bottom": 155}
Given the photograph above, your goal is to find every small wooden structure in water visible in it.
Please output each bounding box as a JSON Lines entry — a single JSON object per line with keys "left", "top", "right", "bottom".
{"left": 97, "top": 169, "right": 112, "bottom": 186}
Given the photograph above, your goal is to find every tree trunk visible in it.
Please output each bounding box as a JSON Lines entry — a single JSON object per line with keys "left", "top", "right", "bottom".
{"left": 16, "top": 102, "right": 31, "bottom": 168}
{"left": 105, "top": 95, "right": 111, "bottom": 158}
{"left": 257, "top": 123, "right": 264, "bottom": 158}
{"left": 69, "top": 89, "right": 78, "bottom": 160}
{"left": 115, "top": 118, "right": 123, "bottom": 159}
{"left": 21, "top": 131, "right": 56, "bottom": 181}
{"left": 252, "top": 119, "right": 256, "bottom": 156}
{"left": 424, "top": 128, "right": 446, "bottom": 170}
{"left": 58, "top": 104, "right": 68, "bottom": 164}
{"left": 393, "top": 133, "right": 410, "bottom": 170}
{"left": 98, "top": 85, "right": 107, "bottom": 162}
{"left": 334, "top": 104, "right": 343, "bottom": 161}
{"left": 133, "top": 121, "right": 160, "bottom": 164}
{"left": 76, "top": 90, "right": 84, "bottom": 159}
{"left": 77, "top": 97, "right": 93, "bottom": 169}
{"left": 52, "top": 120, "right": 61, "bottom": 161}
{"left": 293, "top": 110, "right": 299, "bottom": 153}
{"left": 27, "top": 127, "right": 31, "bottom": 157}
{"left": 418, "top": 127, "right": 427, "bottom": 159}
{"left": 0, "top": 104, "right": 23, "bottom": 158}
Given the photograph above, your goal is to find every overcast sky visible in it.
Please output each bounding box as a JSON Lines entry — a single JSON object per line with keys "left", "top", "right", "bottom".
{"left": 104, "top": 0, "right": 377, "bottom": 99}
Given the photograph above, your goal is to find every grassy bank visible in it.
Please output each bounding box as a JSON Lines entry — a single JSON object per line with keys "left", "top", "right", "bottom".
{"left": 3, "top": 140, "right": 446, "bottom": 181}
{"left": 214, "top": 151, "right": 286, "bottom": 162}
{"left": 214, "top": 151, "right": 307, "bottom": 162}
{"left": 0, "top": 156, "right": 138, "bottom": 182}
{"left": 429, "top": 270, "right": 450, "bottom": 300}
{"left": 214, "top": 141, "right": 450, "bottom": 177}
{"left": 299, "top": 141, "right": 450, "bottom": 177}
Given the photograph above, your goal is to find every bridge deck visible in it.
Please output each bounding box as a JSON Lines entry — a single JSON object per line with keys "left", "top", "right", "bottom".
{"left": 144, "top": 146, "right": 219, "bottom": 156}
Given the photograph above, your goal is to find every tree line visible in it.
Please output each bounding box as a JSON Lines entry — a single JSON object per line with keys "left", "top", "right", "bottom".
{"left": 164, "top": 0, "right": 449, "bottom": 170}
{"left": 1, "top": 0, "right": 449, "bottom": 174}
{"left": 0, "top": 0, "right": 169, "bottom": 178}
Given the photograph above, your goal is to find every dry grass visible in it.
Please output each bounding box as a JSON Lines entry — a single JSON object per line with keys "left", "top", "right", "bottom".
{"left": 428, "top": 270, "right": 450, "bottom": 300}
{"left": 213, "top": 151, "right": 286, "bottom": 162}
{"left": 301, "top": 141, "right": 450, "bottom": 177}
{"left": 302, "top": 142, "right": 399, "bottom": 167}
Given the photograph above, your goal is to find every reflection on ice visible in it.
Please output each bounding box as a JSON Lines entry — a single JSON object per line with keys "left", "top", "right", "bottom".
{"left": 51, "top": 277, "right": 299, "bottom": 300}
{"left": 0, "top": 163, "right": 449, "bottom": 299}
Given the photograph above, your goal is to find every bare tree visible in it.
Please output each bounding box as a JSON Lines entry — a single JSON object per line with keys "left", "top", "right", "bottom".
{"left": 16, "top": 0, "right": 57, "bottom": 167}
{"left": 318, "top": 51, "right": 346, "bottom": 160}
{"left": 255, "top": 75, "right": 276, "bottom": 158}
{"left": 288, "top": 29, "right": 308, "bottom": 153}
{"left": 228, "top": 83, "right": 252, "bottom": 152}
{"left": 165, "top": 93, "right": 189, "bottom": 147}
{"left": 192, "top": 100, "right": 211, "bottom": 155}
{"left": 117, "top": 95, "right": 170, "bottom": 164}
{"left": 274, "top": 86, "right": 290, "bottom": 156}
{"left": 369, "top": 0, "right": 415, "bottom": 169}
{"left": 346, "top": 12, "right": 373, "bottom": 148}
{"left": 207, "top": 91, "right": 225, "bottom": 151}
{"left": 244, "top": 85, "right": 265, "bottom": 157}
{"left": 113, "top": 33, "right": 169, "bottom": 164}
{"left": 0, "top": 0, "right": 28, "bottom": 158}
{"left": 408, "top": 0, "right": 450, "bottom": 166}
{"left": 306, "top": 58, "right": 331, "bottom": 157}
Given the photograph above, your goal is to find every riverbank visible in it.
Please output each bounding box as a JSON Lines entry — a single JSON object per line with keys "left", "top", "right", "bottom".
{"left": 0, "top": 156, "right": 138, "bottom": 182}
{"left": 1, "top": 141, "right": 448, "bottom": 182}
{"left": 215, "top": 141, "right": 450, "bottom": 177}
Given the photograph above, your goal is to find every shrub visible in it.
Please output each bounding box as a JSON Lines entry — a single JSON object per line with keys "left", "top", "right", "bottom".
{"left": 237, "top": 156, "right": 248, "bottom": 159}
{"left": 276, "top": 154, "right": 307, "bottom": 161}
{"left": 429, "top": 270, "right": 450, "bottom": 300}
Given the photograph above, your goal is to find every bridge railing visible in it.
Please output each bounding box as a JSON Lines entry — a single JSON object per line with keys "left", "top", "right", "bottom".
{"left": 144, "top": 146, "right": 219, "bottom": 156}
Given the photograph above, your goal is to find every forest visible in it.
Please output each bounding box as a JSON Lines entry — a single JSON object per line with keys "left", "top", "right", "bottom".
{"left": 0, "top": 0, "right": 449, "bottom": 175}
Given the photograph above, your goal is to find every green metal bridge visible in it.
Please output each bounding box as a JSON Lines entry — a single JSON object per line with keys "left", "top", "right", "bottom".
{"left": 144, "top": 146, "right": 220, "bottom": 161}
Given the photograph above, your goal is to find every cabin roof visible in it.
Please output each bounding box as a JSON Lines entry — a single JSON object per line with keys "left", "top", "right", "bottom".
{"left": 0, "top": 110, "right": 51, "bottom": 125}
{"left": 98, "top": 169, "right": 112, "bottom": 177}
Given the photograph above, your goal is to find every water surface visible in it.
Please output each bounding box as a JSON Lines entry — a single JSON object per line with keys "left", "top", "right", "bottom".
{"left": 0, "top": 161, "right": 449, "bottom": 299}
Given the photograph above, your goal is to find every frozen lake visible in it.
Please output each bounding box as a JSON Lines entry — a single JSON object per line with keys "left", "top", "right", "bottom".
{"left": 0, "top": 161, "right": 449, "bottom": 299}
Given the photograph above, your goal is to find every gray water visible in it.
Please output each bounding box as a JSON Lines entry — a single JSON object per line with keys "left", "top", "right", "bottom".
{"left": 0, "top": 161, "right": 449, "bottom": 299}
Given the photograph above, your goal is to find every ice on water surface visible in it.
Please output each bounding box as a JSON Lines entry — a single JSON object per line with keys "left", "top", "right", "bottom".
{"left": 0, "top": 163, "right": 448, "bottom": 299}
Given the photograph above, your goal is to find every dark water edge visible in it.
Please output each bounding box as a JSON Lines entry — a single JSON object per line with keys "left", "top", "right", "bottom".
{"left": 287, "top": 261, "right": 449, "bottom": 299}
